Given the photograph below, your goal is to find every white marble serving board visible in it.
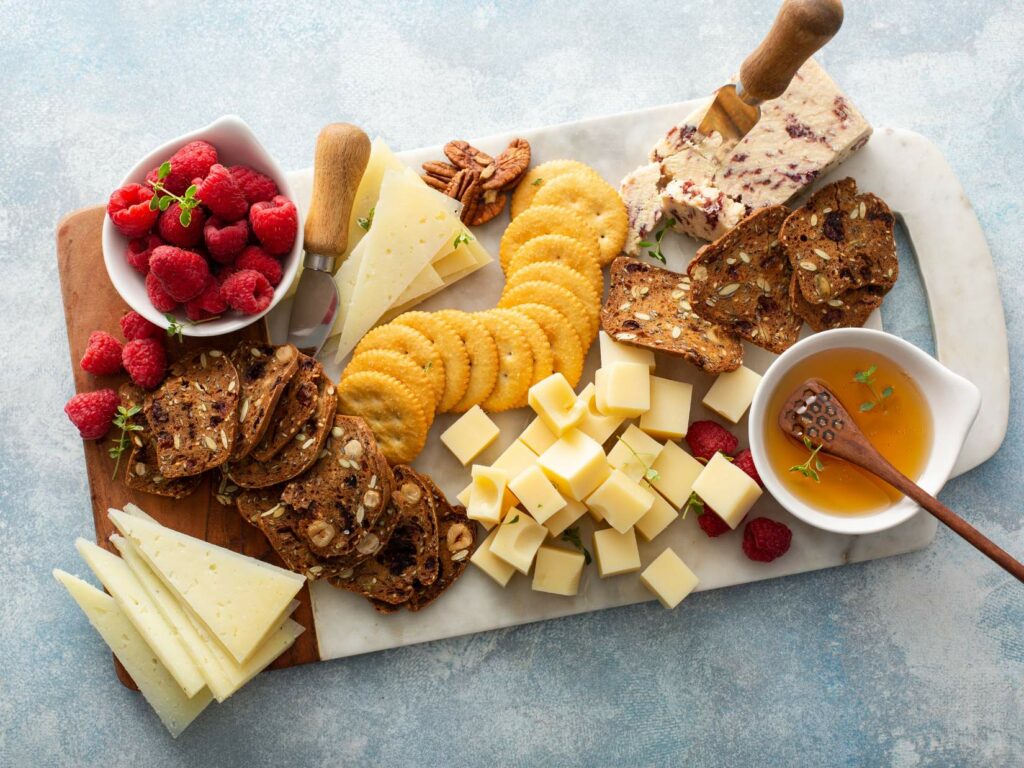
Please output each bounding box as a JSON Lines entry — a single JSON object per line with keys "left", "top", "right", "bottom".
{"left": 270, "top": 101, "right": 1009, "bottom": 661}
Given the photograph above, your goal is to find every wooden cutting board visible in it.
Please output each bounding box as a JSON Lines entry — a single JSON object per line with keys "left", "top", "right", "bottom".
{"left": 56, "top": 206, "right": 319, "bottom": 688}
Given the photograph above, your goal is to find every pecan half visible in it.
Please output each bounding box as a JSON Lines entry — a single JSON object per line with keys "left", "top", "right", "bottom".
{"left": 445, "top": 168, "right": 483, "bottom": 225}
{"left": 485, "top": 138, "right": 531, "bottom": 191}
{"left": 444, "top": 140, "right": 494, "bottom": 172}
{"left": 470, "top": 191, "right": 507, "bottom": 226}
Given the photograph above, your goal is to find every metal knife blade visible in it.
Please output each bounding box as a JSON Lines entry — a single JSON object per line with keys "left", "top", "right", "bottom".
{"left": 287, "top": 253, "right": 339, "bottom": 357}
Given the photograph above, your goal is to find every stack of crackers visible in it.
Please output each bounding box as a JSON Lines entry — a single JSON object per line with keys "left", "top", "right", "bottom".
{"left": 602, "top": 178, "right": 898, "bottom": 372}
{"left": 337, "top": 159, "right": 629, "bottom": 465}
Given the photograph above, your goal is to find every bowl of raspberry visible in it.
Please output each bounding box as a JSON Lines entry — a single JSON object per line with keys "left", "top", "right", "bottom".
{"left": 102, "top": 115, "right": 303, "bottom": 337}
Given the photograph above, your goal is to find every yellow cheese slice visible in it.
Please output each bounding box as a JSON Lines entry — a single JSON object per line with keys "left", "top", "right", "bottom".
{"left": 108, "top": 508, "right": 305, "bottom": 665}
{"left": 347, "top": 137, "right": 408, "bottom": 255}
{"left": 53, "top": 570, "right": 213, "bottom": 738}
{"left": 75, "top": 539, "right": 206, "bottom": 698}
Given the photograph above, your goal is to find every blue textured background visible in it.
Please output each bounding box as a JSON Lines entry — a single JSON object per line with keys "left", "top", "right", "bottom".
{"left": 1, "top": 1, "right": 1021, "bottom": 765}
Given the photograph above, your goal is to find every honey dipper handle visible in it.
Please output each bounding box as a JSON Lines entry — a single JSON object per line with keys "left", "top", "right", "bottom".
{"left": 869, "top": 459, "right": 1024, "bottom": 583}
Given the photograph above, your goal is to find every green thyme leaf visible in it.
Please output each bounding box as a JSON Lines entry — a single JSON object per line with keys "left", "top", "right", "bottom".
{"left": 789, "top": 439, "right": 825, "bottom": 483}
{"left": 881, "top": 386, "right": 894, "bottom": 399}
{"left": 506, "top": 514, "right": 520, "bottom": 525}
{"left": 531, "top": 177, "right": 544, "bottom": 186}
{"left": 357, "top": 206, "right": 375, "bottom": 232}
{"left": 453, "top": 231, "right": 473, "bottom": 249}
{"left": 859, "top": 401, "right": 876, "bottom": 412}
{"left": 164, "top": 313, "right": 186, "bottom": 343}
{"left": 560, "top": 525, "right": 592, "bottom": 565}
{"left": 682, "top": 491, "right": 704, "bottom": 519}
{"left": 158, "top": 161, "right": 171, "bottom": 180}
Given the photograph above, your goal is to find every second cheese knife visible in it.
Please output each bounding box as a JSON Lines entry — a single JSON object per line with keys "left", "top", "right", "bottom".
{"left": 699, "top": 0, "right": 844, "bottom": 143}
{"left": 287, "top": 123, "right": 371, "bottom": 358}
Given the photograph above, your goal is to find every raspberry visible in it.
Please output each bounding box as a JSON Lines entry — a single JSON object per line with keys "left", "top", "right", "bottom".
{"left": 64, "top": 389, "right": 119, "bottom": 440}
{"left": 119, "top": 310, "right": 163, "bottom": 341}
{"left": 149, "top": 246, "right": 210, "bottom": 302}
{"left": 145, "top": 271, "right": 178, "bottom": 312}
{"left": 249, "top": 195, "right": 298, "bottom": 255}
{"left": 107, "top": 183, "right": 158, "bottom": 238}
{"left": 80, "top": 331, "right": 123, "bottom": 376}
{"left": 686, "top": 420, "right": 738, "bottom": 462}
{"left": 159, "top": 140, "right": 218, "bottom": 195}
{"left": 742, "top": 518, "right": 792, "bottom": 562}
{"left": 221, "top": 269, "right": 274, "bottom": 315}
{"left": 196, "top": 164, "right": 248, "bottom": 222}
{"left": 697, "top": 507, "right": 732, "bottom": 537}
{"left": 203, "top": 217, "right": 249, "bottom": 263}
{"left": 733, "top": 449, "right": 763, "bottom": 488}
{"left": 235, "top": 245, "right": 282, "bottom": 286}
{"left": 230, "top": 165, "right": 279, "bottom": 204}
{"left": 185, "top": 276, "right": 229, "bottom": 321}
{"left": 122, "top": 338, "right": 167, "bottom": 389}
{"left": 157, "top": 202, "right": 207, "bottom": 248}
{"left": 125, "top": 233, "right": 164, "bottom": 275}
{"left": 216, "top": 264, "right": 238, "bottom": 283}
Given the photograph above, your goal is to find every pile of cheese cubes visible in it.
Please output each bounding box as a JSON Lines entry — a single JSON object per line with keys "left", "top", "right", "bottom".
{"left": 440, "top": 332, "right": 765, "bottom": 609}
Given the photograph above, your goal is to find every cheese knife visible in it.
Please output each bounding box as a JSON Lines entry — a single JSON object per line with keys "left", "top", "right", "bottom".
{"left": 286, "top": 123, "right": 371, "bottom": 357}
{"left": 698, "top": 0, "right": 844, "bottom": 143}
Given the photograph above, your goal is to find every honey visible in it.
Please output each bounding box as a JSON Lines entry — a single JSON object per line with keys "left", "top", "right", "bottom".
{"left": 762, "top": 347, "right": 932, "bottom": 515}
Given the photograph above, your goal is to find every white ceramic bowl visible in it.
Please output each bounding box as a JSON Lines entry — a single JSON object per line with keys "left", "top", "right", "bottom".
{"left": 748, "top": 328, "right": 981, "bottom": 535}
{"left": 101, "top": 115, "right": 303, "bottom": 337}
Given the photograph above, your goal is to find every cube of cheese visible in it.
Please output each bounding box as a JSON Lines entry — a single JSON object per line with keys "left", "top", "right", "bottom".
{"left": 470, "top": 527, "right": 517, "bottom": 587}
{"left": 440, "top": 406, "right": 500, "bottom": 465}
{"left": 640, "top": 548, "right": 699, "bottom": 608}
{"left": 640, "top": 376, "right": 693, "bottom": 440}
{"left": 508, "top": 465, "right": 567, "bottom": 525}
{"left": 691, "top": 452, "right": 762, "bottom": 528}
{"left": 520, "top": 416, "right": 558, "bottom": 455}
{"left": 528, "top": 373, "right": 586, "bottom": 436}
{"left": 599, "top": 330, "right": 655, "bottom": 370}
{"left": 607, "top": 424, "right": 665, "bottom": 482}
{"left": 575, "top": 383, "right": 625, "bottom": 446}
{"left": 593, "top": 527, "right": 641, "bottom": 577}
{"left": 702, "top": 365, "right": 762, "bottom": 423}
{"left": 538, "top": 429, "right": 611, "bottom": 502}
{"left": 649, "top": 440, "right": 704, "bottom": 508}
{"left": 635, "top": 481, "right": 679, "bottom": 542}
{"left": 595, "top": 363, "right": 650, "bottom": 418}
{"left": 489, "top": 510, "right": 548, "bottom": 574}
{"left": 532, "top": 545, "right": 585, "bottom": 596}
{"left": 542, "top": 498, "right": 587, "bottom": 538}
{"left": 586, "top": 470, "right": 656, "bottom": 533}
{"left": 492, "top": 439, "right": 539, "bottom": 478}
{"left": 466, "top": 465, "right": 510, "bottom": 527}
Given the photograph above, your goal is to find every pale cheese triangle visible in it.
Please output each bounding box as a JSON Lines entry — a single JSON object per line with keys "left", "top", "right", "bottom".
{"left": 53, "top": 570, "right": 212, "bottom": 738}
{"left": 347, "top": 137, "right": 408, "bottom": 255}
{"left": 108, "top": 509, "right": 304, "bottom": 665}
{"left": 75, "top": 539, "right": 206, "bottom": 698}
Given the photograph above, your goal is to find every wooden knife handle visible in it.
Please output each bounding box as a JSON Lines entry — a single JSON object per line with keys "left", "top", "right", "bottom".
{"left": 739, "top": 0, "right": 844, "bottom": 104}
{"left": 303, "top": 123, "right": 371, "bottom": 261}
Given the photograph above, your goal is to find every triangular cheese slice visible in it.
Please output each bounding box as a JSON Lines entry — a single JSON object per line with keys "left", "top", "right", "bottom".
{"left": 108, "top": 508, "right": 304, "bottom": 665}
{"left": 346, "top": 137, "right": 408, "bottom": 255}
{"left": 54, "top": 570, "right": 212, "bottom": 738}
{"left": 76, "top": 539, "right": 206, "bottom": 697}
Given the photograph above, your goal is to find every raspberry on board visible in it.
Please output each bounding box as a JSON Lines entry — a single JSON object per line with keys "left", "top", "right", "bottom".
{"left": 220, "top": 269, "right": 274, "bottom": 315}
{"left": 125, "top": 233, "right": 164, "bottom": 275}
{"left": 249, "top": 195, "right": 298, "bottom": 255}
{"left": 107, "top": 183, "right": 158, "bottom": 238}
{"left": 235, "top": 245, "right": 282, "bottom": 286}
{"left": 197, "top": 164, "right": 248, "bottom": 222}
{"left": 733, "top": 449, "right": 763, "bottom": 488}
{"left": 80, "top": 331, "right": 123, "bottom": 376}
{"left": 158, "top": 202, "right": 207, "bottom": 248}
{"left": 149, "top": 246, "right": 210, "bottom": 303}
{"left": 159, "top": 140, "right": 218, "bottom": 195}
{"left": 697, "top": 507, "right": 731, "bottom": 538}
{"left": 204, "top": 217, "right": 249, "bottom": 263}
{"left": 686, "top": 420, "right": 739, "bottom": 462}
{"left": 122, "top": 338, "right": 167, "bottom": 390}
{"left": 145, "top": 270, "right": 179, "bottom": 313}
{"left": 230, "top": 165, "right": 279, "bottom": 204}
{"left": 742, "top": 517, "right": 792, "bottom": 562}
{"left": 64, "top": 389, "right": 119, "bottom": 440}
{"left": 119, "top": 311, "right": 163, "bottom": 341}
{"left": 185, "top": 276, "right": 229, "bottom": 321}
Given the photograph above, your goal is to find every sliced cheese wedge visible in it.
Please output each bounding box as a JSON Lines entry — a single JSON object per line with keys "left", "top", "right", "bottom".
{"left": 53, "top": 569, "right": 212, "bottom": 738}
{"left": 346, "top": 137, "right": 407, "bottom": 255}
{"left": 75, "top": 539, "right": 206, "bottom": 698}
{"left": 108, "top": 508, "right": 305, "bottom": 665}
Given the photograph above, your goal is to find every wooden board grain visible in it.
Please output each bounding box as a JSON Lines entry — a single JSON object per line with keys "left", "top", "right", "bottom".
{"left": 56, "top": 206, "right": 320, "bottom": 688}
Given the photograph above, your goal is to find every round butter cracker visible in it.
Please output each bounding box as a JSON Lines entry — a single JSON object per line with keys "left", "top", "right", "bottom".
{"left": 474, "top": 311, "right": 534, "bottom": 413}
{"left": 336, "top": 371, "right": 429, "bottom": 465}
{"left": 532, "top": 171, "right": 628, "bottom": 265}
{"left": 505, "top": 302, "right": 585, "bottom": 388}
{"left": 498, "top": 204, "right": 601, "bottom": 273}
{"left": 434, "top": 309, "right": 499, "bottom": 413}
{"left": 511, "top": 160, "right": 603, "bottom": 219}
{"left": 505, "top": 260, "right": 600, "bottom": 309}
{"left": 353, "top": 324, "right": 445, "bottom": 414}
{"left": 392, "top": 311, "right": 470, "bottom": 414}
{"left": 507, "top": 233, "right": 603, "bottom": 297}
{"left": 342, "top": 349, "right": 434, "bottom": 419}
{"left": 488, "top": 308, "right": 554, "bottom": 399}
{"left": 498, "top": 280, "right": 596, "bottom": 344}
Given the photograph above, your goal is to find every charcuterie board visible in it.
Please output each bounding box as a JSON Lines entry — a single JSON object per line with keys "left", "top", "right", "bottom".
{"left": 60, "top": 100, "right": 1008, "bottom": 672}
{"left": 56, "top": 208, "right": 321, "bottom": 686}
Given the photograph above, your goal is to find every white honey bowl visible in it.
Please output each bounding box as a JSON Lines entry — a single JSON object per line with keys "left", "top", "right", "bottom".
{"left": 101, "top": 115, "right": 303, "bottom": 337}
{"left": 748, "top": 328, "right": 981, "bottom": 535}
